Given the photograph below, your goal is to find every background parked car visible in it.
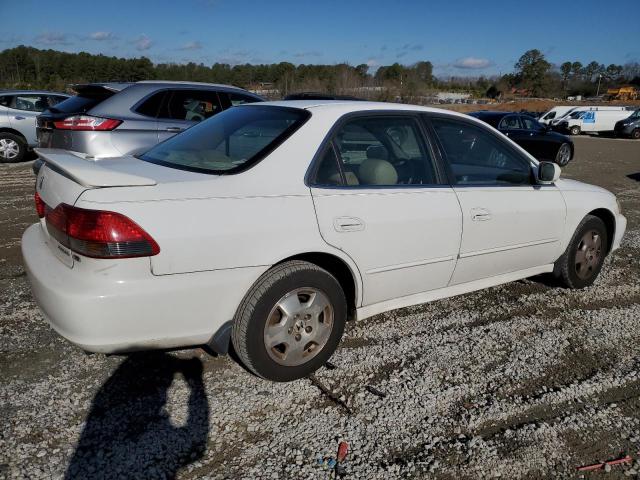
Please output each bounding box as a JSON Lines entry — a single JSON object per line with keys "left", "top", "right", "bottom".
{"left": 34, "top": 81, "right": 263, "bottom": 173}
{"left": 468, "top": 111, "right": 574, "bottom": 166}
{"left": 0, "top": 90, "right": 69, "bottom": 162}
{"left": 614, "top": 109, "right": 640, "bottom": 139}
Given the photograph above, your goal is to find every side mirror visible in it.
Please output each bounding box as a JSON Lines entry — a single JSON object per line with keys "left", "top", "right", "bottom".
{"left": 537, "top": 161, "right": 561, "bottom": 184}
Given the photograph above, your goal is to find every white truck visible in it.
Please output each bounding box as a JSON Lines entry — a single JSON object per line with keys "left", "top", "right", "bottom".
{"left": 558, "top": 108, "right": 634, "bottom": 135}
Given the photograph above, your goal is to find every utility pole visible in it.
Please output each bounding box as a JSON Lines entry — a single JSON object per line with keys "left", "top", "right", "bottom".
{"left": 596, "top": 74, "right": 602, "bottom": 97}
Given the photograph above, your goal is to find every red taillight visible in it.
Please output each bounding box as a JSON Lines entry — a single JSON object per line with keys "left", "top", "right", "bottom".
{"left": 45, "top": 204, "right": 159, "bottom": 259}
{"left": 53, "top": 115, "right": 122, "bottom": 131}
{"left": 34, "top": 192, "right": 46, "bottom": 218}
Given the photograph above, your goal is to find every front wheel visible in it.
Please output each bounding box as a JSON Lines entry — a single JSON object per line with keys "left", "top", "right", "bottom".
{"left": 631, "top": 129, "right": 640, "bottom": 140}
{"left": 555, "top": 143, "right": 572, "bottom": 166}
{"left": 570, "top": 125, "right": 581, "bottom": 136}
{"left": 231, "top": 260, "right": 347, "bottom": 381}
{"left": 554, "top": 215, "right": 608, "bottom": 289}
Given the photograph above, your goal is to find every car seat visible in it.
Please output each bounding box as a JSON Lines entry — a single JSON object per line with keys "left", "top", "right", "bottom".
{"left": 359, "top": 145, "right": 398, "bottom": 185}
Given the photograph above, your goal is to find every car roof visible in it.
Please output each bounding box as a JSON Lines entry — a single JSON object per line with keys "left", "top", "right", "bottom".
{"left": 0, "top": 90, "right": 70, "bottom": 96}
{"left": 248, "top": 100, "right": 475, "bottom": 119}
{"left": 71, "top": 81, "right": 251, "bottom": 92}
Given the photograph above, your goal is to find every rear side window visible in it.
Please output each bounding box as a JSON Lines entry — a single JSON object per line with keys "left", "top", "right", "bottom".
{"left": 139, "top": 106, "right": 310, "bottom": 174}
{"left": 135, "top": 91, "right": 166, "bottom": 117}
{"left": 498, "top": 115, "right": 521, "bottom": 130}
{"left": 0, "top": 96, "right": 12, "bottom": 107}
{"left": 431, "top": 117, "right": 532, "bottom": 186}
{"left": 158, "top": 90, "right": 222, "bottom": 122}
{"left": 48, "top": 93, "right": 113, "bottom": 114}
{"left": 312, "top": 116, "right": 437, "bottom": 187}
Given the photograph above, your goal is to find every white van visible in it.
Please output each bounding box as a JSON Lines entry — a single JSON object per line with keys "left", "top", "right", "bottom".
{"left": 559, "top": 109, "right": 633, "bottom": 135}
{"left": 539, "top": 106, "right": 575, "bottom": 125}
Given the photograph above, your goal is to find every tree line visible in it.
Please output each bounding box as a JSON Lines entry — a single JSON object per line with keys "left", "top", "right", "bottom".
{"left": 0, "top": 45, "right": 638, "bottom": 101}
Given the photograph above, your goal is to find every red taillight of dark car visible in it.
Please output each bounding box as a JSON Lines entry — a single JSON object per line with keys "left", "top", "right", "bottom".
{"left": 53, "top": 115, "right": 122, "bottom": 131}
{"left": 45, "top": 204, "right": 159, "bottom": 259}
{"left": 34, "top": 192, "right": 46, "bottom": 218}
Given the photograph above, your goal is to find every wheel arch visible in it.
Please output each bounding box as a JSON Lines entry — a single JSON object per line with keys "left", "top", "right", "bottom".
{"left": 275, "top": 251, "right": 361, "bottom": 319}
{"left": 0, "top": 128, "right": 28, "bottom": 143}
{"left": 587, "top": 208, "right": 615, "bottom": 253}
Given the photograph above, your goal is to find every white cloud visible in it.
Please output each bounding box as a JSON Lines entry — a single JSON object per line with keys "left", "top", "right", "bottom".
{"left": 35, "top": 32, "right": 71, "bottom": 46}
{"left": 135, "top": 35, "right": 153, "bottom": 51}
{"left": 90, "top": 31, "right": 113, "bottom": 41}
{"left": 179, "top": 41, "right": 203, "bottom": 51}
{"left": 453, "top": 57, "right": 492, "bottom": 69}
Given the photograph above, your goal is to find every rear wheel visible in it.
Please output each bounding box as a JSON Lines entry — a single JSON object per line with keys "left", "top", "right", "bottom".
{"left": 231, "top": 260, "right": 347, "bottom": 381}
{"left": 0, "top": 133, "right": 26, "bottom": 163}
{"left": 555, "top": 143, "right": 572, "bottom": 166}
{"left": 554, "top": 215, "right": 608, "bottom": 289}
{"left": 631, "top": 129, "right": 640, "bottom": 140}
{"left": 570, "top": 125, "right": 581, "bottom": 136}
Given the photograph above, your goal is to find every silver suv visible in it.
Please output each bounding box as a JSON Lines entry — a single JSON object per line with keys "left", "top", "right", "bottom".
{"left": 35, "top": 81, "right": 263, "bottom": 170}
{"left": 0, "top": 90, "right": 70, "bottom": 162}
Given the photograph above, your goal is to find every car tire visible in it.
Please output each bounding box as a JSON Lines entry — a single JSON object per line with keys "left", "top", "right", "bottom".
{"left": 569, "top": 126, "right": 581, "bottom": 136}
{"left": 631, "top": 129, "right": 640, "bottom": 140}
{"left": 555, "top": 143, "right": 572, "bottom": 166}
{"left": 554, "top": 215, "right": 608, "bottom": 289}
{"left": 231, "top": 260, "right": 347, "bottom": 382}
{"left": 0, "top": 133, "right": 26, "bottom": 163}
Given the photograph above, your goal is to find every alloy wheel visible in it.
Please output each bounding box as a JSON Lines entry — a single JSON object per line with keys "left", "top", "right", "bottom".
{"left": 557, "top": 144, "right": 571, "bottom": 166}
{"left": 0, "top": 139, "right": 19, "bottom": 160}
{"left": 263, "top": 287, "right": 334, "bottom": 366}
{"left": 575, "top": 230, "right": 602, "bottom": 280}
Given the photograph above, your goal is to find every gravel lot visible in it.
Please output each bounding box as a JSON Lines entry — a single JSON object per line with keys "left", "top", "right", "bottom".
{"left": 1, "top": 136, "right": 639, "bottom": 479}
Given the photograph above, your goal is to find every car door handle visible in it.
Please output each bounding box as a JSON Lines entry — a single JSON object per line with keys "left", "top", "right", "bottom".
{"left": 504, "top": 132, "right": 510, "bottom": 136}
{"left": 471, "top": 208, "right": 492, "bottom": 221}
{"left": 333, "top": 216, "right": 365, "bottom": 232}
{"left": 14, "top": 116, "right": 26, "bottom": 120}
{"left": 165, "top": 127, "right": 184, "bottom": 132}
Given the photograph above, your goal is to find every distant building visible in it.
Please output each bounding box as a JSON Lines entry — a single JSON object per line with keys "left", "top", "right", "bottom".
{"left": 435, "top": 92, "right": 471, "bottom": 101}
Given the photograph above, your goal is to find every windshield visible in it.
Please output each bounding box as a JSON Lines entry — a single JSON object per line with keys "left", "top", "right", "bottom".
{"left": 139, "top": 105, "right": 310, "bottom": 174}
{"left": 568, "top": 111, "right": 585, "bottom": 119}
{"left": 630, "top": 110, "right": 640, "bottom": 119}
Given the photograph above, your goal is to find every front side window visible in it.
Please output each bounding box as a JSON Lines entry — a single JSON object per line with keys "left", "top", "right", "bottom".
{"left": 431, "top": 117, "right": 532, "bottom": 186}
{"left": 140, "top": 106, "right": 309, "bottom": 174}
{"left": 0, "top": 96, "right": 11, "bottom": 107}
{"left": 521, "top": 116, "right": 540, "bottom": 130}
{"left": 228, "top": 92, "right": 260, "bottom": 106}
{"left": 498, "top": 115, "right": 521, "bottom": 130}
{"left": 313, "top": 116, "right": 437, "bottom": 187}
{"left": 13, "top": 95, "right": 49, "bottom": 112}
{"left": 158, "top": 90, "right": 222, "bottom": 122}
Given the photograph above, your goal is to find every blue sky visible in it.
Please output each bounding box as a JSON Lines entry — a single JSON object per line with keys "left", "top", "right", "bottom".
{"left": 1, "top": 0, "right": 638, "bottom": 77}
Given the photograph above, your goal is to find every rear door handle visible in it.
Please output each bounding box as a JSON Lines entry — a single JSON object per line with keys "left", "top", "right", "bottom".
{"left": 471, "top": 208, "right": 492, "bottom": 221}
{"left": 165, "top": 127, "right": 184, "bottom": 132}
{"left": 334, "top": 216, "right": 365, "bottom": 232}
{"left": 14, "top": 116, "right": 26, "bottom": 120}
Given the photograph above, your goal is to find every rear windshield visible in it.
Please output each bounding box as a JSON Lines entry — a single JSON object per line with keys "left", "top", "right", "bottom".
{"left": 139, "top": 105, "right": 310, "bottom": 174}
{"left": 47, "top": 92, "right": 114, "bottom": 114}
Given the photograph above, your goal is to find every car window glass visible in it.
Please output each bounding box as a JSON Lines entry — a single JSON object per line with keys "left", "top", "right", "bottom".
{"left": 544, "top": 112, "right": 556, "bottom": 119}
{"left": 140, "top": 106, "right": 308, "bottom": 174}
{"left": 313, "top": 146, "right": 343, "bottom": 186}
{"left": 431, "top": 117, "right": 531, "bottom": 186}
{"left": 228, "top": 92, "right": 259, "bottom": 106}
{"left": 13, "top": 95, "right": 49, "bottom": 112}
{"left": 135, "top": 91, "right": 166, "bottom": 117}
{"left": 320, "top": 116, "right": 436, "bottom": 187}
{"left": 47, "top": 95, "right": 67, "bottom": 108}
{"left": 0, "top": 96, "right": 11, "bottom": 107}
{"left": 160, "top": 90, "right": 221, "bottom": 121}
{"left": 498, "top": 115, "right": 521, "bottom": 130}
{"left": 521, "top": 116, "right": 540, "bottom": 130}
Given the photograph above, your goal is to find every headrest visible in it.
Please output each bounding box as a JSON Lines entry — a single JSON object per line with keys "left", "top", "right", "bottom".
{"left": 359, "top": 158, "right": 398, "bottom": 185}
{"left": 366, "top": 144, "right": 389, "bottom": 160}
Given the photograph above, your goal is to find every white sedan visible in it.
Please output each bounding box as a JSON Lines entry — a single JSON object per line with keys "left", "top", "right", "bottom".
{"left": 23, "top": 101, "right": 626, "bottom": 381}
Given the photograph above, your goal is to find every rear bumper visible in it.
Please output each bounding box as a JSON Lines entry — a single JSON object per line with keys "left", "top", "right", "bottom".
{"left": 22, "top": 224, "right": 266, "bottom": 353}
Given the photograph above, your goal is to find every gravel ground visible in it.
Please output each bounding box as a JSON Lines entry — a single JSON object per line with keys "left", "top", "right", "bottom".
{"left": 1, "top": 136, "right": 639, "bottom": 479}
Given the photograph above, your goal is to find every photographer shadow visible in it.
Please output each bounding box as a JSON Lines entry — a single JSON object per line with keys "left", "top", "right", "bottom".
{"left": 66, "top": 352, "right": 209, "bottom": 479}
